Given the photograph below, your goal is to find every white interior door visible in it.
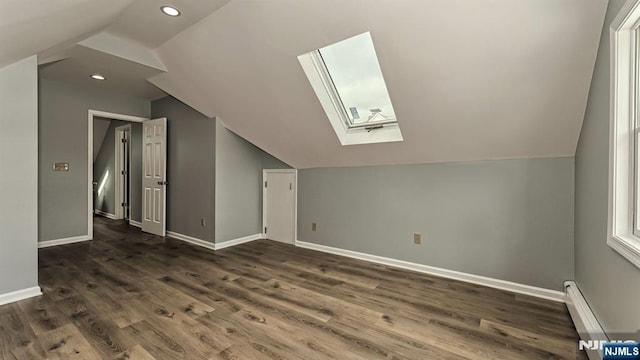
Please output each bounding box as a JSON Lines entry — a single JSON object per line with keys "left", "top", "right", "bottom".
{"left": 142, "top": 118, "right": 167, "bottom": 236}
{"left": 264, "top": 170, "right": 296, "bottom": 244}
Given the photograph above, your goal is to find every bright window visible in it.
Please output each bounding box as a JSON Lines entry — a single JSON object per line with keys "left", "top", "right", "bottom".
{"left": 298, "top": 32, "right": 403, "bottom": 145}
{"left": 609, "top": 0, "right": 640, "bottom": 269}
{"left": 318, "top": 32, "right": 397, "bottom": 128}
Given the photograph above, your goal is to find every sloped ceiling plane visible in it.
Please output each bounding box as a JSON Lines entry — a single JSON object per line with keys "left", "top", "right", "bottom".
{"left": 3, "top": 0, "right": 608, "bottom": 169}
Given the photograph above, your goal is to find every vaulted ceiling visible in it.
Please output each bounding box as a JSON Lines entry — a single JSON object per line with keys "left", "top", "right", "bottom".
{"left": 5, "top": 0, "right": 608, "bottom": 169}
{"left": 0, "top": 0, "right": 134, "bottom": 69}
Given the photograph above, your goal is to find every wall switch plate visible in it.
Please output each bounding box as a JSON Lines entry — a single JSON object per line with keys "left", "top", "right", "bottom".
{"left": 53, "top": 162, "right": 69, "bottom": 171}
{"left": 312, "top": 223, "right": 317, "bottom": 231}
{"left": 414, "top": 233, "right": 421, "bottom": 244}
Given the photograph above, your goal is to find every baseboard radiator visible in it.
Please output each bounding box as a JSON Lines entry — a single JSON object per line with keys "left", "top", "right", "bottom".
{"left": 564, "top": 281, "right": 607, "bottom": 360}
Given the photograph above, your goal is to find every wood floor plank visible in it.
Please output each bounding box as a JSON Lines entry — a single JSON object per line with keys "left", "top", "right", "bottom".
{"left": 75, "top": 281, "right": 144, "bottom": 329}
{"left": 115, "top": 344, "right": 157, "bottom": 360}
{"left": 139, "top": 278, "right": 216, "bottom": 318}
{"left": 0, "top": 303, "right": 46, "bottom": 359}
{"left": 121, "top": 289, "right": 232, "bottom": 356}
{"left": 38, "top": 261, "right": 80, "bottom": 302}
{"left": 37, "top": 323, "right": 102, "bottom": 360}
{"left": 54, "top": 295, "right": 135, "bottom": 359}
{"left": 18, "top": 293, "right": 70, "bottom": 336}
{"left": 207, "top": 307, "right": 368, "bottom": 360}
{"left": 281, "top": 259, "right": 380, "bottom": 289}
{"left": 122, "top": 320, "right": 214, "bottom": 360}
{"left": 478, "top": 319, "right": 578, "bottom": 356}
{"left": 9, "top": 345, "right": 48, "bottom": 360}
{"left": 197, "top": 310, "right": 306, "bottom": 360}
{"left": 0, "top": 216, "right": 587, "bottom": 359}
{"left": 157, "top": 273, "right": 244, "bottom": 316}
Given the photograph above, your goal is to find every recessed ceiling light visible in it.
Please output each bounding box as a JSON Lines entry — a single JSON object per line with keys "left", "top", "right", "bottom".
{"left": 161, "top": 5, "right": 180, "bottom": 17}
{"left": 90, "top": 74, "right": 106, "bottom": 81}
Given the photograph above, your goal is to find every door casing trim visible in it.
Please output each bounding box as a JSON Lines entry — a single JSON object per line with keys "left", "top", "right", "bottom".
{"left": 88, "top": 110, "right": 148, "bottom": 239}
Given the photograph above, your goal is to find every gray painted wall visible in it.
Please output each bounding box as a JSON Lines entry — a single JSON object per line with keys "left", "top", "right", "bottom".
{"left": 298, "top": 157, "right": 574, "bottom": 291}
{"left": 262, "top": 152, "right": 292, "bottom": 170}
{"left": 151, "top": 96, "right": 216, "bottom": 242}
{"left": 39, "top": 78, "right": 150, "bottom": 242}
{"left": 575, "top": 0, "right": 640, "bottom": 337}
{"left": 93, "top": 119, "right": 114, "bottom": 215}
{"left": 93, "top": 117, "right": 110, "bottom": 162}
{"left": 93, "top": 120, "right": 142, "bottom": 222}
{"left": 0, "top": 56, "right": 39, "bottom": 294}
{"left": 215, "top": 120, "right": 291, "bottom": 243}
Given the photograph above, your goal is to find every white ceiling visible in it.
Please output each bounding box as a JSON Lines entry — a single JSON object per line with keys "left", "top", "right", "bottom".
{"left": 103, "top": 0, "right": 231, "bottom": 48}
{"left": 149, "top": 0, "right": 609, "bottom": 168}
{"left": 4, "top": 0, "right": 609, "bottom": 169}
{"left": 0, "top": 0, "right": 134, "bottom": 68}
{"left": 27, "top": 0, "right": 230, "bottom": 101}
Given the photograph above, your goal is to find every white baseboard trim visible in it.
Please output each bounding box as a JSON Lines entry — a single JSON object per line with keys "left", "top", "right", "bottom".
{"left": 38, "top": 235, "right": 91, "bottom": 248}
{"left": 564, "top": 281, "right": 607, "bottom": 360}
{"left": 94, "top": 210, "right": 117, "bottom": 220}
{"left": 0, "top": 286, "right": 42, "bottom": 306}
{"left": 167, "top": 231, "right": 215, "bottom": 251}
{"left": 166, "top": 231, "right": 263, "bottom": 251}
{"left": 129, "top": 220, "right": 142, "bottom": 228}
{"left": 215, "top": 233, "right": 264, "bottom": 250}
{"left": 295, "top": 241, "right": 565, "bottom": 303}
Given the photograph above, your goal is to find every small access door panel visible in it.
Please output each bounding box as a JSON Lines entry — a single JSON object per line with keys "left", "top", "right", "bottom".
{"left": 264, "top": 170, "right": 296, "bottom": 244}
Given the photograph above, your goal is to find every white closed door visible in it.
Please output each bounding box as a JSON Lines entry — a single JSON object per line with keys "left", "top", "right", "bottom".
{"left": 264, "top": 171, "right": 296, "bottom": 244}
{"left": 142, "top": 118, "right": 167, "bottom": 236}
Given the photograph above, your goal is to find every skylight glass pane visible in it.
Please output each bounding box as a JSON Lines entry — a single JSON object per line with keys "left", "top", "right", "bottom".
{"left": 319, "top": 32, "right": 396, "bottom": 127}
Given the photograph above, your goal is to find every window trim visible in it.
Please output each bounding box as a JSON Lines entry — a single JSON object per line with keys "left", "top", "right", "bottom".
{"left": 608, "top": 0, "right": 640, "bottom": 269}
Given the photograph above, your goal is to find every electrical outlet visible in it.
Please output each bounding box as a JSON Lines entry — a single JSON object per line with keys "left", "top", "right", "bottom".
{"left": 312, "top": 223, "right": 317, "bottom": 232}
{"left": 414, "top": 232, "right": 421, "bottom": 244}
{"left": 201, "top": 218, "right": 206, "bottom": 227}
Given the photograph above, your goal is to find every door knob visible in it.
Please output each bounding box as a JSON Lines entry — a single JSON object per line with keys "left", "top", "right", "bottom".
{"left": 157, "top": 181, "right": 168, "bottom": 185}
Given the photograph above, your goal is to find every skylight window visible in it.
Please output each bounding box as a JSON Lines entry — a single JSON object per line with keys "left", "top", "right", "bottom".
{"left": 318, "top": 32, "right": 397, "bottom": 128}
{"left": 298, "top": 32, "right": 403, "bottom": 145}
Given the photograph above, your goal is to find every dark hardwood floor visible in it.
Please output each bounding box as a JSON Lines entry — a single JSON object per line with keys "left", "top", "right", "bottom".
{"left": 0, "top": 217, "right": 587, "bottom": 359}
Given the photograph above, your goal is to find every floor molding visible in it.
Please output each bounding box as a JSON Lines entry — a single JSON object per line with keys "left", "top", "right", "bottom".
{"left": 167, "top": 231, "right": 215, "bottom": 251}
{"left": 94, "top": 210, "right": 117, "bottom": 220}
{"left": 166, "top": 231, "right": 264, "bottom": 251}
{"left": 295, "top": 240, "right": 565, "bottom": 303}
{"left": 38, "top": 235, "right": 91, "bottom": 248}
{"left": 215, "top": 233, "right": 264, "bottom": 250}
{"left": 0, "top": 286, "right": 42, "bottom": 306}
{"left": 129, "top": 220, "right": 142, "bottom": 228}
{"left": 564, "top": 281, "right": 607, "bottom": 360}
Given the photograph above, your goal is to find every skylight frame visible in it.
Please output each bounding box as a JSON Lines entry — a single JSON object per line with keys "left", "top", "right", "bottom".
{"left": 298, "top": 31, "right": 403, "bottom": 146}
{"left": 314, "top": 50, "right": 398, "bottom": 130}
{"left": 307, "top": 50, "right": 353, "bottom": 130}
{"left": 313, "top": 34, "right": 398, "bottom": 130}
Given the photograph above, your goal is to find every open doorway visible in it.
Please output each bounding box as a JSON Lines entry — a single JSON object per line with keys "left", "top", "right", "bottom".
{"left": 89, "top": 110, "right": 148, "bottom": 239}
{"left": 93, "top": 118, "right": 141, "bottom": 222}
